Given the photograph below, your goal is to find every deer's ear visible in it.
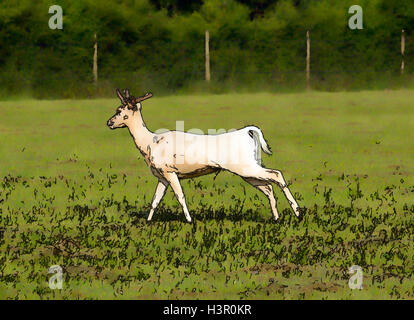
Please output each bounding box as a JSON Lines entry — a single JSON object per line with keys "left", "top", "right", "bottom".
{"left": 123, "top": 89, "right": 130, "bottom": 99}
{"left": 116, "top": 89, "right": 125, "bottom": 105}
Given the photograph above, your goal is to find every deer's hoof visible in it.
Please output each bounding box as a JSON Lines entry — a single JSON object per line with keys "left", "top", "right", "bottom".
{"left": 296, "top": 208, "right": 303, "bottom": 221}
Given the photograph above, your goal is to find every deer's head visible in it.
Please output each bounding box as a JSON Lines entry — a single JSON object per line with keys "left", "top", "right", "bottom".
{"left": 107, "top": 89, "right": 153, "bottom": 129}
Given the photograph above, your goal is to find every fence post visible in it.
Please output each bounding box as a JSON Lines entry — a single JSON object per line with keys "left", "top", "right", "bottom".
{"left": 205, "top": 30, "right": 210, "bottom": 82}
{"left": 401, "top": 29, "right": 405, "bottom": 74}
{"left": 306, "top": 30, "right": 310, "bottom": 90}
{"left": 93, "top": 33, "right": 98, "bottom": 87}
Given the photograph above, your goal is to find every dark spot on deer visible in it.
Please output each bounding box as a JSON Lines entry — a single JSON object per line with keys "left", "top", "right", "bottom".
{"left": 153, "top": 136, "right": 165, "bottom": 144}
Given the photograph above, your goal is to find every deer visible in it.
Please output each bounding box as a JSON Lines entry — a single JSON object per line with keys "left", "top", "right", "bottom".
{"left": 107, "top": 89, "right": 301, "bottom": 223}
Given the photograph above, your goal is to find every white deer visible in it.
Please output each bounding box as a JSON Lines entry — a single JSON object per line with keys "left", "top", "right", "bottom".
{"left": 107, "top": 89, "right": 301, "bottom": 223}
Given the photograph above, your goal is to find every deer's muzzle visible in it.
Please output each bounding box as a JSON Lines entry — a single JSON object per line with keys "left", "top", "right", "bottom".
{"left": 107, "top": 119, "right": 115, "bottom": 129}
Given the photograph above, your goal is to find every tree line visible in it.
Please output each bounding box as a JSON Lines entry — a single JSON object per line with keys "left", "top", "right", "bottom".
{"left": 0, "top": 0, "right": 413, "bottom": 98}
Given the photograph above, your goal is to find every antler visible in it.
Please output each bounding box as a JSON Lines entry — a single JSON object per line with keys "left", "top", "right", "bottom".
{"left": 116, "top": 89, "right": 153, "bottom": 107}
{"left": 116, "top": 88, "right": 126, "bottom": 105}
{"left": 134, "top": 92, "right": 153, "bottom": 103}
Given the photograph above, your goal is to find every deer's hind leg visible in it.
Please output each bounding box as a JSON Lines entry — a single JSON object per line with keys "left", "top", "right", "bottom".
{"left": 236, "top": 164, "right": 301, "bottom": 218}
{"left": 243, "top": 177, "right": 279, "bottom": 220}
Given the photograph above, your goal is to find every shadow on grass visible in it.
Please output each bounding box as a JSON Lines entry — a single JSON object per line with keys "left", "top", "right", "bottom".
{"left": 128, "top": 205, "right": 305, "bottom": 225}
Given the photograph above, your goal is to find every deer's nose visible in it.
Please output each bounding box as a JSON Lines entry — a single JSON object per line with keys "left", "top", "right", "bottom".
{"left": 107, "top": 119, "right": 114, "bottom": 127}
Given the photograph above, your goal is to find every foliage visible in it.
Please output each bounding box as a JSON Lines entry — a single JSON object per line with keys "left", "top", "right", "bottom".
{"left": 0, "top": 159, "right": 412, "bottom": 299}
{"left": 1, "top": 0, "right": 414, "bottom": 97}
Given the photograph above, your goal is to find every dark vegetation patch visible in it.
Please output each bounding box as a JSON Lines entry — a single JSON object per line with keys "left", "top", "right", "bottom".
{"left": 0, "top": 168, "right": 413, "bottom": 299}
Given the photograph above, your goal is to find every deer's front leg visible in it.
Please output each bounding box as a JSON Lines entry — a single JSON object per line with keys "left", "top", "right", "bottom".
{"left": 147, "top": 180, "right": 168, "bottom": 221}
{"left": 163, "top": 172, "right": 192, "bottom": 223}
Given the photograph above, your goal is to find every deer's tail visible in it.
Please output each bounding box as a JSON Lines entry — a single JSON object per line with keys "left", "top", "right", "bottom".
{"left": 247, "top": 126, "right": 272, "bottom": 155}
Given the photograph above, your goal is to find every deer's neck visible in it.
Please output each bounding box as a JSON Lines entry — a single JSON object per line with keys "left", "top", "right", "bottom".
{"left": 127, "top": 112, "right": 154, "bottom": 153}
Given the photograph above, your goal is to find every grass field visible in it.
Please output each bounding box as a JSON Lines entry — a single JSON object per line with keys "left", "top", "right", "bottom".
{"left": 0, "top": 91, "right": 413, "bottom": 299}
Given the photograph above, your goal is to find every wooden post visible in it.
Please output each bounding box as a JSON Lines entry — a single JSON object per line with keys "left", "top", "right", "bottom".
{"left": 306, "top": 30, "right": 310, "bottom": 90}
{"left": 93, "top": 33, "right": 98, "bottom": 87}
{"left": 205, "top": 30, "right": 210, "bottom": 82}
{"left": 401, "top": 29, "right": 405, "bottom": 74}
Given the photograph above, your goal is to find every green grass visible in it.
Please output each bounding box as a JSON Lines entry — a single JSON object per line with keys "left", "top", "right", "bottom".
{"left": 0, "top": 91, "right": 413, "bottom": 299}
